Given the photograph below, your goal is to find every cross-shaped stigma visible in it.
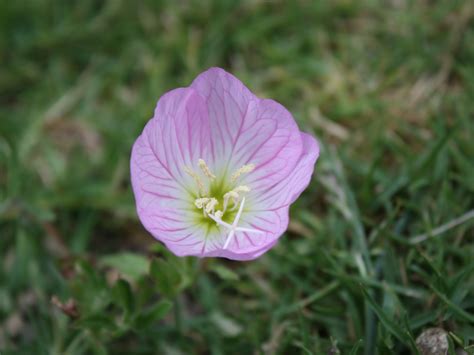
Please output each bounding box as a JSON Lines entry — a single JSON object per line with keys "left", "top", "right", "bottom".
{"left": 207, "top": 197, "right": 264, "bottom": 249}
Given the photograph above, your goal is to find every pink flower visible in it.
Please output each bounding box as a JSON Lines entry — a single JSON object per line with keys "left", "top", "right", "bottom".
{"left": 131, "top": 68, "right": 319, "bottom": 260}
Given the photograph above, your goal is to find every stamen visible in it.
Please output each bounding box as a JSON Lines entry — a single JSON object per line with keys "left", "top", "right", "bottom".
{"left": 195, "top": 198, "right": 210, "bottom": 209}
{"left": 187, "top": 159, "right": 261, "bottom": 246}
{"left": 205, "top": 198, "right": 218, "bottom": 214}
{"left": 184, "top": 166, "right": 206, "bottom": 196}
{"left": 231, "top": 163, "right": 255, "bottom": 182}
{"left": 223, "top": 185, "right": 251, "bottom": 212}
{"left": 223, "top": 191, "right": 239, "bottom": 211}
{"left": 233, "top": 185, "right": 250, "bottom": 194}
{"left": 213, "top": 210, "right": 224, "bottom": 226}
{"left": 198, "top": 159, "right": 216, "bottom": 180}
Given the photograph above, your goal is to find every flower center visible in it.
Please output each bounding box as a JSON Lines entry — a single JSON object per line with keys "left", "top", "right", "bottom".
{"left": 184, "top": 159, "right": 263, "bottom": 249}
{"left": 184, "top": 159, "right": 254, "bottom": 221}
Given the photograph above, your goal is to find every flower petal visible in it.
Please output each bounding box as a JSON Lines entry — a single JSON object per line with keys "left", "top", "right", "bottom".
{"left": 131, "top": 68, "right": 320, "bottom": 260}
{"left": 251, "top": 132, "right": 319, "bottom": 210}
{"left": 131, "top": 87, "right": 216, "bottom": 251}
{"left": 191, "top": 67, "right": 254, "bottom": 161}
{"left": 147, "top": 87, "right": 218, "bottom": 186}
{"left": 205, "top": 207, "right": 290, "bottom": 260}
{"left": 211, "top": 133, "right": 319, "bottom": 259}
{"left": 191, "top": 68, "right": 303, "bottom": 186}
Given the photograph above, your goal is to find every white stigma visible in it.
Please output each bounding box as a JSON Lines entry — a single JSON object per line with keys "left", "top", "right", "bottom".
{"left": 207, "top": 197, "right": 264, "bottom": 249}
{"left": 185, "top": 160, "right": 263, "bottom": 250}
{"left": 214, "top": 210, "right": 224, "bottom": 225}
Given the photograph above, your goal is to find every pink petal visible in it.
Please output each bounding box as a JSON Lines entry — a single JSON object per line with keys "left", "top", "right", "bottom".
{"left": 191, "top": 68, "right": 303, "bottom": 184}
{"left": 147, "top": 88, "right": 217, "bottom": 184}
{"left": 227, "top": 206, "right": 289, "bottom": 257}
{"left": 251, "top": 132, "right": 319, "bottom": 210}
{"left": 131, "top": 68, "right": 320, "bottom": 260}
{"left": 213, "top": 133, "right": 319, "bottom": 259}
{"left": 131, "top": 87, "right": 215, "bottom": 253}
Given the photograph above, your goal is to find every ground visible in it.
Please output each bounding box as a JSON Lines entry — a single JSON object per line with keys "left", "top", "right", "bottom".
{"left": 1, "top": 0, "right": 473, "bottom": 354}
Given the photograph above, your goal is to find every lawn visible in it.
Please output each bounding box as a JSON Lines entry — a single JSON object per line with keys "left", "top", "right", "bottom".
{"left": 1, "top": 0, "right": 473, "bottom": 354}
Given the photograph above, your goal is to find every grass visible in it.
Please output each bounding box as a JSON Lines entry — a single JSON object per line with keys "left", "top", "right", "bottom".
{"left": 1, "top": 0, "right": 474, "bottom": 353}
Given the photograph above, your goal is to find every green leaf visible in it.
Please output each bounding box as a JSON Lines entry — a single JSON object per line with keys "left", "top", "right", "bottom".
{"left": 361, "top": 286, "right": 418, "bottom": 353}
{"left": 430, "top": 285, "right": 474, "bottom": 323}
{"left": 75, "top": 314, "right": 117, "bottom": 332}
{"left": 150, "top": 258, "right": 182, "bottom": 298}
{"left": 349, "top": 339, "right": 363, "bottom": 355}
{"left": 211, "top": 264, "right": 240, "bottom": 281}
{"left": 210, "top": 312, "right": 243, "bottom": 337}
{"left": 134, "top": 300, "right": 173, "bottom": 329}
{"left": 447, "top": 334, "right": 457, "bottom": 355}
{"left": 112, "top": 279, "right": 134, "bottom": 314}
{"left": 100, "top": 253, "right": 149, "bottom": 281}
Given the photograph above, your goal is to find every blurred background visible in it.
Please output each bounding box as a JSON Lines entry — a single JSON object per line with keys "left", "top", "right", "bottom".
{"left": 1, "top": 0, "right": 473, "bottom": 354}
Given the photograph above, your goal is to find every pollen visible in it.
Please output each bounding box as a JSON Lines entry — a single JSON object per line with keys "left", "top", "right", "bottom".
{"left": 214, "top": 210, "right": 224, "bottom": 221}
{"left": 198, "top": 159, "right": 216, "bottom": 180}
{"left": 230, "top": 163, "right": 255, "bottom": 182}
{"left": 233, "top": 185, "right": 250, "bottom": 193}
{"left": 185, "top": 160, "right": 261, "bottom": 243}
{"left": 184, "top": 165, "right": 206, "bottom": 196}
{"left": 194, "top": 197, "right": 210, "bottom": 209}
{"left": 205, "top": 198, "right": 218, "bottom": 214}
{"left": 224, "top": 191, "right": 239, "bottom": 200}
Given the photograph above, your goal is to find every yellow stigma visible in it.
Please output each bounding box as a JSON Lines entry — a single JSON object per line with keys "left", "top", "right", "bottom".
{"left": 230, "top": 163, "right": 255, "bottom": 182}
{"left": 198, "top": 159, "right": 216, "bottom": 180}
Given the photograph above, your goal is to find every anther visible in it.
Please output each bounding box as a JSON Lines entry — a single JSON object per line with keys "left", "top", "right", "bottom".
{"left": 194, "top": 198, "right": 210, "bottom": 209}
{"left": 230, "top": 163, "right": 255, "bottom": 182}
{"left": 214, "top": 210, "right": 224, "bottom": 225}
{"left": 233, "top": 185, "right": 250, "bottom": 194}
{"left": 184, "top": 166, "right": 206, "bottom": 196}
{"left": 223, "top": 191, "right": 239, "bottom": 212}
{"left": 198, "top": 159, "right": 216, "bottom": 180}
{"left": 205, "top": 198, "right": 218, "bottom": 214}
{"left": 223, "top": 185, "right": 251, "bottom": 212}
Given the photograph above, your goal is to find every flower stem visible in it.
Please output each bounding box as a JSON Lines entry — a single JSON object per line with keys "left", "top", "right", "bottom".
{"left": 174, "top": 297, "right": 183, "bottom": 334}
